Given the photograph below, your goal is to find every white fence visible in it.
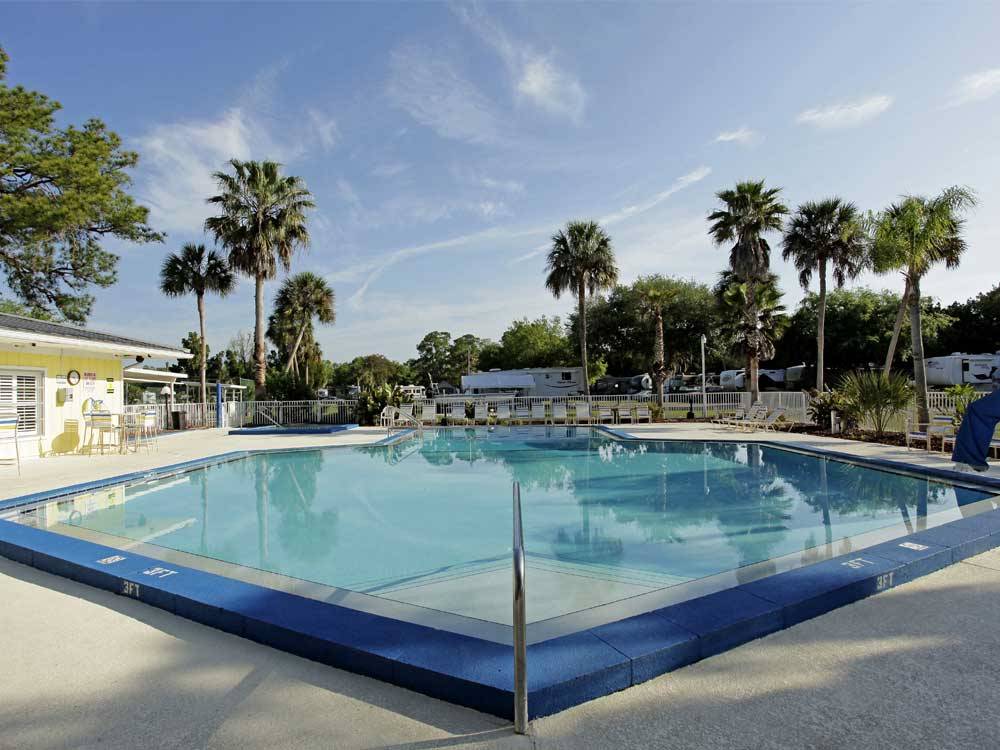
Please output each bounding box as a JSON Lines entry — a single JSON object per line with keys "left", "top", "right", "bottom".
{"left": 124, "top": 400, "right": 358, "bottom": 430}
{"left": 413, "top": 391, "right": 811, "bottom": 423}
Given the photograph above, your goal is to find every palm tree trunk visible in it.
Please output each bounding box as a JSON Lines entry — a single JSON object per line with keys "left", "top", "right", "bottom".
{"left": 883, "top": 276, "right": 911, "bottom": 376}
{"left": 285, "top": 324, "right": 307, "bottom": 373}
{"left": 254, "top": 274, "right": 266, "bottom": 397}
{"left": 197, "top": 292, "right": 208, "bottom": 410}
{"left": 747, "top": 281, "right": 760, "bottom": 403}
{"left": 909, "top": 274, "right": 929, "bottom": 426}
{"left": 655, "top": 311, "right": 665, "bottom": 407}
{"left": 578, "top": 280, "right": 590, "bottom": 397}
{"left": 816, "top": 259, "right": 827, "bottom": 392}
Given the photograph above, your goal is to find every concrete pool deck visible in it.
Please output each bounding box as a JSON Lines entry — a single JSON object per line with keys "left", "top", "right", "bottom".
{"left": 3, "top": 549, "right": 999, "bottom": 749}
{"left": 2, "top": 423, "right": 1000, "bottom": 746}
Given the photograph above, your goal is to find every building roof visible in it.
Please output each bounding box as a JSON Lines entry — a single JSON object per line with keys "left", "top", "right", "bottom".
{"left": 0, "top": 312, "right": 191, "bottom": 359}
{"left": 123, "top": 366, "right": 189, "bottom": 384}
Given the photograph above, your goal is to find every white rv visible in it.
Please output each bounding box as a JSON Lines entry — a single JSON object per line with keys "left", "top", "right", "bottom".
{"left": 398, "top": 384, "right": 426, "bottom": 399}
{"left": 924, "top": 352, "right": 997, "bottom": 390}
{"left": 461, "top": 367, "right": 585, "bottom": 397}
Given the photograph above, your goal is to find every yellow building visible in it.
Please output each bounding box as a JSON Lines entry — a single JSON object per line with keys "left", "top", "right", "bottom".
{"left": 0, "top": 312, "right": 191, "bottom": 458}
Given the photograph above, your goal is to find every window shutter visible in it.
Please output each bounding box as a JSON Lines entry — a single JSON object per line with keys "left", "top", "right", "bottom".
{"left": 0, "top": 371, "right": 41, "bottom": 435}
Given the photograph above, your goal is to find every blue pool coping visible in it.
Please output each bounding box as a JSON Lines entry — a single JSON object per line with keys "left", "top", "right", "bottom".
{"left": 2, "top": 430, "right": 1000, "bottom": 720}
{"left": 228, "top": 423, "right": 359, "bottom": 436}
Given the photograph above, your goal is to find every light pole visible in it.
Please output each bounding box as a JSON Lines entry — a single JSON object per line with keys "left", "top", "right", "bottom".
{"left": 700, "top": 334, "right": 707, "bottom": 418}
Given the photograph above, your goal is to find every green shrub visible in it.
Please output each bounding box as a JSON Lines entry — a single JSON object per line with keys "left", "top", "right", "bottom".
{"left": 356, "top": 383, "right": 401, "bottom": 426}
{"left": 807, "top": 390, "right": 856, "bottom": 430}
{"left": 837, "top": 371, "right": 913, "bottom": 438}
{"left": 945, "top": 383, "right": 978, "bottom": 422}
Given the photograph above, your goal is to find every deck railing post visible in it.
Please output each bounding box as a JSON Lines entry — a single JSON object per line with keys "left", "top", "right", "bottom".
{"left": 512, "top": 481, "right": 528, "bottom": 734}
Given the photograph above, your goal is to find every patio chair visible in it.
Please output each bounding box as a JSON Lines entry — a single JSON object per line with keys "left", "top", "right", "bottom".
{"left": 574, "top": 402, "right": 592, "bottom": 424}
{"left": 399, "top": 403, "right": 415, "bottom": 419}
{"left": 531, "top": 402, "right": 547, "bottom": 424}
{"left": 617, "top": 402, "right": 635, "bottom": 424}
{"left": 635, "top": 404, "right": 652, "bottom": 423}
{"left": 907, "top": 415, "right": 955, "bottom": 452}
{"left": 83, "top": 408, "right": 118, "bottom": 454}
{"left": 448, "top": 404, "right": 467, "bottom": 425}
{"left": 550, "top": 401, "right": 567, "bottom": 425}
{"left": 741, "top": 407, "right": 786, "bottom": 432}
{"left": 721, "top": 404, "right": 767, "bottom": 430}
{"left": 597, "top": 405, "right": 614, "bottom": 423}
{"left": 473, "top": 402, "right": 489, "bottom": 425}
{"left": 712, "top": 408, "right": 744, "bottom": 425}
{"left": 420, "top": 405, "right": 438, "bottom": 426}
{"left": 0, "top": 412, "right": 21, "bottom": 477}
{"left": 943, "top": 424, "right": 1000, "bottom": 459}
{"left": 514, "top": 404, "right": 531, "bottom": 424}
{"left": 495, "top": 403, "right": 512, "bottom": 424}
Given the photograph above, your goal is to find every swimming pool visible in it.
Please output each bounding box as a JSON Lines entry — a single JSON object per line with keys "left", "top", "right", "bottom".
{"left": 3, "top": 426, "right": 999, "bottom": 717}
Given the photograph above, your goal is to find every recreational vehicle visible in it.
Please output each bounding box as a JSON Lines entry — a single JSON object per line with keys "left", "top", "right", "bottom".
{"left": 924, "top": 352, "right": 997, "bottom": 390}
{"left": 461, "top": 367, "right": 585, "bottom": 397}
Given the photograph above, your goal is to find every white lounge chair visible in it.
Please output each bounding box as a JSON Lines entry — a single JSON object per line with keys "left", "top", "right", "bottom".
{"left": 514, "top": 405, "right": 531, "bottom": 424}
{"left": 721, "top": 404, "right": 766, "bottom": 429}
{"left": 635, "top": 404, "right": 652, "bottom": 423}
{"left": 473, "top": 402, "right": 489, "bottom": 425}
{"left": 907, "top": 415, "right": 954, "bottom": 452}
{"left": 420, "top": 405, "right": 438, "bottom": 426}
{"left": 712, "top": 408, "right": 744, "bottom": 425}
{"left": 531, "top": 402, "right": 547, "bottom": 424}
{"left": 495, "top": 403, "right": 512, "bottom": 424}
{"left": 617, "top": 402, "right": 634, "bottom": 423}
{"left": 574, "top": 402, "right": 592, "bottom": 424}
{"left": 551, "top": 401, "right": 567, "bottom": 424}
{"left": 0, "top": 412, "right": 21, "bottom": 477}
{"left": 597, "top": 405, "right": 614, "bottom": 423}
{"left": 399, "top": 403, "right": 415, "bottom": 419}
{"left": 448, "top": 404, "right": 467, "bottom": 425}
{"left": 742, "top": 407, "right": 786, "bottom": 432}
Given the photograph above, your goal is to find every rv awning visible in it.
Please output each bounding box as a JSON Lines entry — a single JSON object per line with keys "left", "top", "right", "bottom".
{"left": 461, "top": 372, "right": 536, "bottom": 390}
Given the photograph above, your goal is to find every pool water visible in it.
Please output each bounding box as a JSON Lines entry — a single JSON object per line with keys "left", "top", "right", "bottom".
{"left": 15, "top": 427, "right": 996, "bottom": 630}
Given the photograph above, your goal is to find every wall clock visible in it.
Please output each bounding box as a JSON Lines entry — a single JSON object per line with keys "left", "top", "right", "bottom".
{"left": 66, "top": 370, "right": 81, "bottom": 386}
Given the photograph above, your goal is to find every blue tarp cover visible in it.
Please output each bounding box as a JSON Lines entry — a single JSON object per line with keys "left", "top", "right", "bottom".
{"left": 951, "top": 389, "right": 1000, "bottom": 470}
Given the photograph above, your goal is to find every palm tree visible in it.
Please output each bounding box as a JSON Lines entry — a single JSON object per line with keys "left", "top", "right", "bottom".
{"left": 634, "top": 276, "right": 676, "bottom": 406}
{"left": 782, "top": 198, "right": 867, "bottom": 392}
{"left": 159, "top": 243, "right": 235, "bottom": 406}
{"left": 205, "top": 160, "right": 314, "bottom": 396}
{"left": 545, "top": 221, "right": 619, "bottom": 396}
{"left": 707, "top": 180, "right": 788, "bottom": 402}
{"left": 272, "top": 272, "right": 335, "bottom": 375}
{"left": 716, "top": 271, "right": 787, "bottom": 383}
{"left": 868, "top": 186, "right": 977, "bottom": 424}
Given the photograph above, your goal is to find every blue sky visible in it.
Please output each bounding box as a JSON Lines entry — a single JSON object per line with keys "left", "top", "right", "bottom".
{"left": 3, "top": 1, "right": 1000, "bottom": 363}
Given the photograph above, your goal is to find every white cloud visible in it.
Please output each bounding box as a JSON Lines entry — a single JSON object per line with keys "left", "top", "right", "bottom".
{"left": 795, "top": 95, "right": 893, "bottom": 129}
{"left": 386, "top": 45, "right": 502, "bottom": 144}
{"left": 371, "top": 162, "right": 410, "bottom": 178}
{"left": 714, "top": 127, "right": 756, "bottom": 144}
{"left": 344, "top": 223, "right": 551, "bottom": 307}
{"left": 480, "top": 176, "right": 525, "bottom": 194}
{"left": 453, "top": 3, "right": 586, "bottom": 122}
{"left": 134, "top": 108, "right": 253, "bottom": 233}
{"left": 949, "top": 68, "right": 1000, "bottom": 107}
{"left": 599, "top": 166, "right": 712, "bottom": 226}
{"left": 307, "top": 109, "right": 340, "bottom": 150}
{"left": 134, "top": 62, "right": 333, "bottom": 234}
{"left": 510, "top": 165, "right": 711, "bottom": 264}
{"left": 516, "top": 56, "right": 586, "bottom": 121}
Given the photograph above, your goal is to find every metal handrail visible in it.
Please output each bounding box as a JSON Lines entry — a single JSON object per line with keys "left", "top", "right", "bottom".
{"left": 381, "top": 406, "right": 423, "bottom": 437}
{"left": 512, "top": 481, "right": 528, "bottom": 734}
